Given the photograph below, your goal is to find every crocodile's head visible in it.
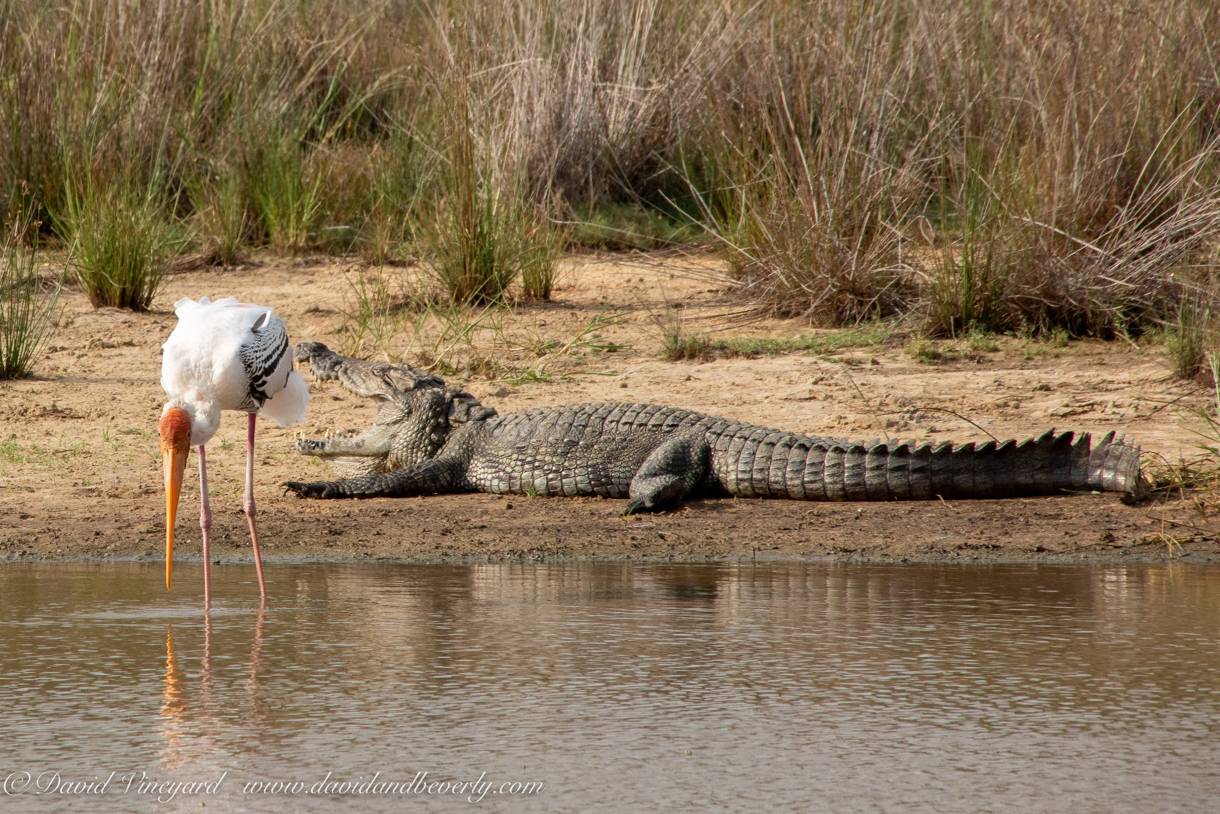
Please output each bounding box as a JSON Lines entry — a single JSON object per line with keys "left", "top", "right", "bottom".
{"left": 292, "top": 343, "right": 496, "bottom": 477}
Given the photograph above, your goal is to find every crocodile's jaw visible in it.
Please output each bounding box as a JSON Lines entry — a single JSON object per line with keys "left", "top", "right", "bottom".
{"left": 294, "top": 436, "right": 393, "bottom": 478}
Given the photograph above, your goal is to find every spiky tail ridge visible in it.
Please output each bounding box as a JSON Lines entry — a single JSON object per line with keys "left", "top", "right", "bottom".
{"left": 716, "top": 430, "right": 1145, "bottom": 502}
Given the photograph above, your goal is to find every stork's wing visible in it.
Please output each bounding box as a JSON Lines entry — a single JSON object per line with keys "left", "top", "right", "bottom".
{"left": 240, "top": 311, "right": 292, "bottom": 406}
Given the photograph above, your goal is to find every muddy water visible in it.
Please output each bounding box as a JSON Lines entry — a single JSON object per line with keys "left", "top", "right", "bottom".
{"left": 1, "top": 562, "right": 1217, "bottom": 813}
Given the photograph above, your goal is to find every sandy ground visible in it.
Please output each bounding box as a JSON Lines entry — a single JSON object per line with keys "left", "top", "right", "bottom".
{"left": 2, "top": 252, "right": 1218, "bottom": 565}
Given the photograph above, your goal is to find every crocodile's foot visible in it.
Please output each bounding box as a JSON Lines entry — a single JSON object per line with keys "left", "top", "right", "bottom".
{"left": 623, "top": 497, "right": 664, "bottom": 515}
{"left": 293, "top": 433, "right": 391, "bottom": 479}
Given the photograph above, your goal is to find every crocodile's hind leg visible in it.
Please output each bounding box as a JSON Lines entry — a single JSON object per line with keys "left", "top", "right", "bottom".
{"left": 624, "top": 435, "right": 711, "bottom": 515}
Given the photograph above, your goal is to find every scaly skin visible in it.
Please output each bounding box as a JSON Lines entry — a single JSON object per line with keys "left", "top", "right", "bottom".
{"left": 283, "top": 344, "right": 1147, "bottom": 513}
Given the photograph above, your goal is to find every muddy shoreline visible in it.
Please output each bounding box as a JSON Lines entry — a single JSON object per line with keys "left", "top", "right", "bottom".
{"left": 4, "top": 486, "right": 1215, "bottom": 565}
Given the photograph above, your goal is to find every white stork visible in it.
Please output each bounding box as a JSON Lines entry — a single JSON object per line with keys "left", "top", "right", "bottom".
{"left": 158, "top": 296, "right": 310, "bottom": 606}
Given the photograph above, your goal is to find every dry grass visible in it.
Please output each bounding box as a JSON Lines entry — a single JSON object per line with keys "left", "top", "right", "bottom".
{"left": 0, "top": 0, "right": 1218, "bottom": 331}
{"left": 683, "top": 0, "right": 1220, "bottom": 333}
{"left": 337, "top": 263, "right": 627, "bottom": 380}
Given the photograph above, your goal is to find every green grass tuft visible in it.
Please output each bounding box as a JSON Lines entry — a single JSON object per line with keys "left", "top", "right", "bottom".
{"left": 246, "top": 131, "right": 326, "bottom": 256}
{"left": 427, "top": 79, "right": 560, "bottom": 304}
{"left": 59, "top": 179, "right": 176, "bottom": 311}
{"left": 714, "top": 322, "right": 893, "bottom": 358}
{"left": 1167, "top": 293, "right": 1212, "bottom": 381}
{"left": 1, "top": 210, "right": 62, "bottom": 378}
{"left": 662, "top": 326, "right": 711, "bottom": 361}
{"left": 189, "top": 164, "right": 250, "bottom": 266}
{"left": 908, "top": 339, "right": 944, "bottom": 364}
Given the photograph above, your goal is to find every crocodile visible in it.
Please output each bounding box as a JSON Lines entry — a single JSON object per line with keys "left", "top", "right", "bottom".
{"left": 283, "top": 343, "right": 1147, "bottom": 512}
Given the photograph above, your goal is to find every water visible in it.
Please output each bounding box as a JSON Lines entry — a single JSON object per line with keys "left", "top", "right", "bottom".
{"left": 1, "top": 562, "right": 1217, "bottom": 813}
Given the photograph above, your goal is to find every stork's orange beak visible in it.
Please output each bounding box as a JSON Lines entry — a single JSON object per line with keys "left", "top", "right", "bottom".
{"left": 159, "top": 408, "right": 191, "bottom": 591}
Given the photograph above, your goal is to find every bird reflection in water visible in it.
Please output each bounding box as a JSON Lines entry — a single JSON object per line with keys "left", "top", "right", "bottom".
{"left": 243, "top": 606, "right": 267, "bottom": 725}
{"left": 158, "top": 606, "right": 268, "bottom": 772}
{"left": 158, "top": 626, "right": 191, "bottom": 771}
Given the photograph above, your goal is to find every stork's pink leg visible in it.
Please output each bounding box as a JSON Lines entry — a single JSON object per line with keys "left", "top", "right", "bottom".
{"left": 197, "top": 445, "right": 212, "bottom": 609}
{"left": 244, "top": 412, "right": 267, "bottom": 601}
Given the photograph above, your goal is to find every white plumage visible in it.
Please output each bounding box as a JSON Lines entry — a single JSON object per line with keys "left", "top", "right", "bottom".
{"left": 158, "top": 295, "right": 310, "bottom": 606}
{"left": 161, "top": 296, "right": 309, "bottom": 444}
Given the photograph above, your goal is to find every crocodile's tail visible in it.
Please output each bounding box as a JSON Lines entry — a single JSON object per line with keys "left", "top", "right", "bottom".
{"left": 724, "top": 429, "right": 1146, "bottom": 503}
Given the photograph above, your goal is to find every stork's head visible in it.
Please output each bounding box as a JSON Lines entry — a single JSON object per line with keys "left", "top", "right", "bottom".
{"left": 159, "top": 406, "right": 192, "bottom": 591}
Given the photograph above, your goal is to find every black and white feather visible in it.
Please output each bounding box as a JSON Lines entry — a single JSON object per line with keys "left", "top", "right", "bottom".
{"left": 239, "top": 310, "right": 293, "bottom": 409}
